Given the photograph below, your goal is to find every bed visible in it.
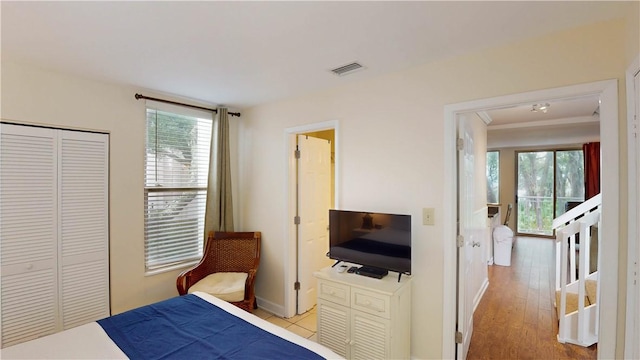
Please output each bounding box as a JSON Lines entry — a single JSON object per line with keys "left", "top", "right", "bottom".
{"left": 0, "top": 292, "right": 341, "bottom": 360}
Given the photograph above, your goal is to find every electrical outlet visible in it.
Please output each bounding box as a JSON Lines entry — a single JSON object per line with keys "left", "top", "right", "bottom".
{"left": 423, "top": 208, "right": 435, "bottom": 226}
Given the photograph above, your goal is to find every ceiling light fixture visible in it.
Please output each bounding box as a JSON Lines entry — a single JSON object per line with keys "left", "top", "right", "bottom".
{"left": 531, "top": 103, "right": 551, "bottom": 113}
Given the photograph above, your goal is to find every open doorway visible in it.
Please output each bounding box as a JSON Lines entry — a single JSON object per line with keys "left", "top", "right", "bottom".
{"left": 443, "top": 80, "right": 619, "bottom": 359}
{"left": 296, "top": 131, "right": 335, "bottom": 314}
{"left": 284, "top": 121, "right": 338, "bottom": 318}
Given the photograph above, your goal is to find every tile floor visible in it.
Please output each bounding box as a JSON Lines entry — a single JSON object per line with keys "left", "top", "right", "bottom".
{"left": 253, "top": 306, "right": 318, "bottom": 342}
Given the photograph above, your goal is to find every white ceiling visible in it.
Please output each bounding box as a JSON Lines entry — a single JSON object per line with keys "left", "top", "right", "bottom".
{"left": 1, "top": 1, "right": 632, "bottom": 110}
{"left": 485, "top": 94, "right": 601, "bottom": 148}
{"left": 485, "top": 96, "right": 600, "bottom": 127}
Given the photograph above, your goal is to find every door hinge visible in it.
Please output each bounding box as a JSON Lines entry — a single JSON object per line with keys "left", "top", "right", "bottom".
{"left": 457, "top": 235, "right": 464, "bottom": 247}
{"left": 294, "top": 216, "right": 301, "bottom": 225}
{"left": 295, "top": 147, "right": 301, "bottom": 159}
{"left": 455, "top": 331, "right": 463, "bottom": 344}
{"left": 456, "top": 138, "right": 464, "bottom": 151}
{"left": 294, "top": 281, "right": 300, "bottom": 291}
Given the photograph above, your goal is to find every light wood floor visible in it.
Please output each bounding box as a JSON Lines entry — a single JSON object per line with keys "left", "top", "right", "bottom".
{"left": 467, "top": 236, "right": 597, "bottom": 360}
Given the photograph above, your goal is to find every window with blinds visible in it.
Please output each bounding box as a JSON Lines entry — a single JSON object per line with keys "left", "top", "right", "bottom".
{"left": 144, "top": 108, "right": 212, "bottom": 272}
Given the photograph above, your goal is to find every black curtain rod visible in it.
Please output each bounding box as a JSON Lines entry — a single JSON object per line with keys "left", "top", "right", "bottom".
{"left": 135, "top": 93, "right": 241, "bottom": 117}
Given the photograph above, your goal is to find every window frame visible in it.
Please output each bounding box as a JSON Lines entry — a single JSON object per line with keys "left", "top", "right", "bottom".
{"left": 143, "top": 101, "right": 212, "bottom": 275}
{"left": 486, "top": 150, "right": 500, "bottom": 204}
{"left": 514, "top": 147, "right": 585, "bottom": 237}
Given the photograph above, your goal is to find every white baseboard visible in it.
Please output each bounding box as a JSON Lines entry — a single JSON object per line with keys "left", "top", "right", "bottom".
{"left": 473, "top": 278, "right": 490, "bottom": 313}
{"left": 255, "top": 296, "right": 285, "bottom": 318}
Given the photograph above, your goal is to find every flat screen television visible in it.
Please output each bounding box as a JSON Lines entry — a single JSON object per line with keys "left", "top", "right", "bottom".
{"left": 328, "top": 209, "right": 411, "bottom": 277}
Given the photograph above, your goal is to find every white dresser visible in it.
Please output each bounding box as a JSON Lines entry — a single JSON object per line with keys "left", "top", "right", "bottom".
{"left": 313, "top": 267, "right": 411, "bottom": 359}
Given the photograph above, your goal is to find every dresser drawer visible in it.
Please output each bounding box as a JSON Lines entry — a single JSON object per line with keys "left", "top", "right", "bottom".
{"left": 318, "top": 279, "right": 350, "bottom": 306}
{"left": 351, "top": 287, "right": 390, "bottom": 318}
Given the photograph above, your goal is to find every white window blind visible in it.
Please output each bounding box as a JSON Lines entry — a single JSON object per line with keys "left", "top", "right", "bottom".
{"left": 144, "top": 108, "right": 212, "bottom": 271}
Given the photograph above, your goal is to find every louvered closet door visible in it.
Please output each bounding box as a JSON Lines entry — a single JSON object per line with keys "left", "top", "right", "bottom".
{"left": 0, "top": 124, "right": 59, "bottom": 347}
{"left": 0, "top": 124, "right": 109, "bottom": 347}
{"left": 59, "top": 130, "right": 109, "bottom": 329}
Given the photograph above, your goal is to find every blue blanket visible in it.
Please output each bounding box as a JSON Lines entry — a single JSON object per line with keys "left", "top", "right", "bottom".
{"left": 98, "top": 294, "right": 324, "bottom": 360}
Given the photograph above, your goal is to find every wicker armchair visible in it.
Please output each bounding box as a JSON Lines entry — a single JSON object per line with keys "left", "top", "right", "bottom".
{"left": 177, "top": 231, "right": 261, "bottom": 312}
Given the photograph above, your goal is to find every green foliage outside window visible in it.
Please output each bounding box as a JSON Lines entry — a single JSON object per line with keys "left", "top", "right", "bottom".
{"left": 486, "top": 151, "right": 499, "bottom": 203}
{"left": 144, "top": 109, "right": 211, "bottom": 270}
{"left": 517, "top": 150, "right": 584, "bottom": 236}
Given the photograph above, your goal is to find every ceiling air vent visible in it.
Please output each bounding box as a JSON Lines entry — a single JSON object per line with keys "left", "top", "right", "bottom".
{"left": 330, "top": 62, "right": 365, "bottom": 76}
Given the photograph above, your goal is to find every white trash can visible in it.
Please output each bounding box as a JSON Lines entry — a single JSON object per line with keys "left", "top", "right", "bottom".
{"left": 493, "top": 225, "right": 514, "bottom": 266}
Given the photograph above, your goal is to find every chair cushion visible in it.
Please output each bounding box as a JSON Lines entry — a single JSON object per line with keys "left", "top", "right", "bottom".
{"left": 188, "top": 272, "right": 248, "bottom": 302}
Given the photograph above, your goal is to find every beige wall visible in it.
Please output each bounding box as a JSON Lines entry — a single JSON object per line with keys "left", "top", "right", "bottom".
{"left": 239, "top": 19, "right": 633, "bottom": 358}
{"left": 626, "top": 1, "right": 640, "bottom": 64}
{"left": 1, "top": 15, "right": 636, "bottom": 360}
{"left": 0, "top": 62, "right": 240, "bottom": 314}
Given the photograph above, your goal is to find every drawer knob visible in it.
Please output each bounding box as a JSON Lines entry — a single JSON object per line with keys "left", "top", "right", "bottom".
{"left": 349, "top": 340, "right": 356, "bottom": 346}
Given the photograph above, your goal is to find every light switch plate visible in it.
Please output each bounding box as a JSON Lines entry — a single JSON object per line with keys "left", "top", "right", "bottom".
{"left": 423, "top": 208, "right": 435, "bottom": 226}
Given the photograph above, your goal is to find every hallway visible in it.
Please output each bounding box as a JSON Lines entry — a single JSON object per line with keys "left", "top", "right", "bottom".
{"left": 467, "top": 236, "right": 597, "bottom": 359}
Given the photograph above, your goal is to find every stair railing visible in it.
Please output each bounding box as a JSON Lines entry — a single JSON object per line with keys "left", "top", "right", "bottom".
{"left": 552, "top": 194, "right": 602, "bottom": 289}
{"left": 552, "top": 193, "right": 601, "bottom": 346}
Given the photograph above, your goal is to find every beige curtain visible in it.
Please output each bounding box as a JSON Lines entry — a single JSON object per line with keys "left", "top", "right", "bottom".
{"left": 204, "top": 107, "right": 234, "bottom": 235}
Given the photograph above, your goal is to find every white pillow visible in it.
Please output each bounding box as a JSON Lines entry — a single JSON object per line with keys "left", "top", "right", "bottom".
{"left": 188, "top": 272, "right": 248, "bottom": 302}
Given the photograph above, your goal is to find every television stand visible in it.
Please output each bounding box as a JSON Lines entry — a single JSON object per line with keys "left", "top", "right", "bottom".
{"left": 314, "top": 267, "right": 411, "bottom": 358}
{"left": 356, "top": 266, "right": 388, "bottom": 279}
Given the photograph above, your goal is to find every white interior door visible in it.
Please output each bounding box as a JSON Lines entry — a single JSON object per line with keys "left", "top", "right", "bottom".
{"left": 0, "top": 124, "right": 109, "bottom": 347}
{"left": 0, "top": 124, "right": 59, "bottom": 347}
{"left": 58, "top": 130, "right": 110, "bottom": 330}
{"left": 456, "top": 114, "right": 476, "bottom": 359}
{"left": 634, "top": 69, "right": 640, "bottom": 360}
{"left": 297, "top": 135, "right": 332, "bottom": 314}
{"left": 626, "top": 66, "right": 640, "bottom": 360}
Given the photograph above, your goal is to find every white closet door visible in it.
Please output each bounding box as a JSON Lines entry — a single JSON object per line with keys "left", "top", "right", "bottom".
{"left": 0, "top": 124, "right": 110, "bottom": 347}
{"left": 0, "top": 124, "right": 59, "bottom": 347}
{"left": 58, "top": 130, "right": 109, "bottom": 329}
